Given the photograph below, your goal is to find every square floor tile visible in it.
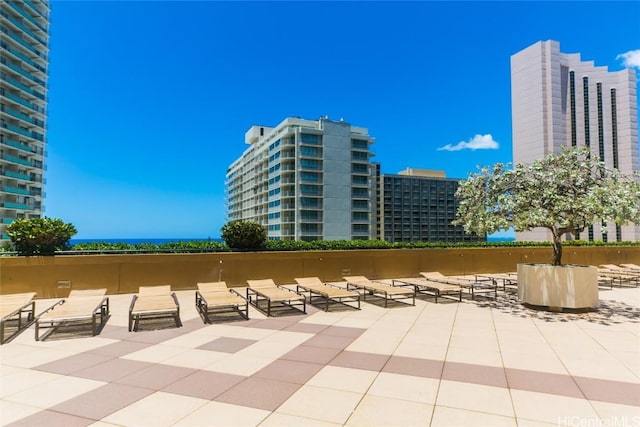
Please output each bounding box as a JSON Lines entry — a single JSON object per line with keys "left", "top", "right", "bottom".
{"left": 368, "top": 372, "right": 440, "bottom": 404}
{"left": 198, "top": 337, "right": 257, "bottom": 353}
{"left": 174, "top": 400, "right": 271, "bottom": 427}
{"left": 72, "top": 358, "right": 152, "bottom": 382}
{"left": 383, "top": 355, "right": 443, "bottom": 379}
{"left": 4, "top": 375, "right": 105, "bottom": 409}
{"left": 430, "top": 406, "right": 517, "bottom": 427}
{"left": 303, "top": 334, "right": 357, "bottom": 350}
{"left": 49, "top": 383, "right": 153, "bottom": 420}
{"left": 85, "top": 340, "right": 153, "bottom": 358}
{"left": 307, "top": 366, "right": 378, "bottom": 393}
{"left": 280, "top": 344, "right": 342, "bottom": 365}
{"left": 0, "top": 401, "right": 42, "bottom": 425}
{"left": 34, "top": 353, "right": 114, "bottom": 376}
{"left": 505, "top": 368, "right": 584, "bottom": 399}
{"left": 162, "top": 370, "right": 245, "bottom": 400}
{"left": 254, "top": 359, "right": 324, "bottom": 384}
{"left": 442, "top": 361, "right": 507, "bottom": 388}
{"left": 5, "top": 409, "right": 95, "bottom": 427}
{"left": 329, "top": 351, "right": 389, "bottom": 372}
{"left": 573, "top": 376, "right": 640, "bottom": 407}
{"left": 436, "top": 380, "right": 514, "bottom": 417}
{"left": 510, "top": 389, "right": 600, "bottom": 425}
{"left": 103, "top": 391, "right": 207, "bottom": 427}
{"left": 114, "top": 364, "right": 197, "bottom": 390}
{"left": 215, "top": 377, "right": 301, "bottom": 411}
{"left": 276, "top": 385, "right": 363, "bottom": 425}
{"left": 346, "top": 394, "right": 434, "bottom": 426}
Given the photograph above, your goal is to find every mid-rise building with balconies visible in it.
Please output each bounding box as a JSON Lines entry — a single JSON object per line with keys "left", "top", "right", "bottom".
{"left": 226, "top": 117, "right": 376, "bottom": 241}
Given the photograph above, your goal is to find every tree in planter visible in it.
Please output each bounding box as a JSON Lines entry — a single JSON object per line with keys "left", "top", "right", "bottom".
{"left": 221, "top": 220, "right": 267, "bottom": 250}
{"left": 6, "top": 217, "right": 78, "bottom": 256}
{"left": 454, "top": 146, "right": 640, "bottom": 266}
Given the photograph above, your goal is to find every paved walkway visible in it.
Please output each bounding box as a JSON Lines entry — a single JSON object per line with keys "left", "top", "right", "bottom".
{"left": 1, "top": 283, "right": 639, "bottom": 426}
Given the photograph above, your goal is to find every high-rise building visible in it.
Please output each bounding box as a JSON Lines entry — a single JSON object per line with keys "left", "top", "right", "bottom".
{"left": 226, "top": 117, "right": 377, "bottom": 241}
{"left": 0, "top": 0, "right": 50, "bottom": 244}
{"left": 511, "top": 40, "right": 639, "bottom": 242}
{"left": 380, "top": 168, "right": 485, "bottom": 243}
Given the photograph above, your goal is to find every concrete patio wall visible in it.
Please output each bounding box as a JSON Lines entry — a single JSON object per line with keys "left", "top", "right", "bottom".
{"left": 1, "top": 246, "right": 638, "bottom": 298}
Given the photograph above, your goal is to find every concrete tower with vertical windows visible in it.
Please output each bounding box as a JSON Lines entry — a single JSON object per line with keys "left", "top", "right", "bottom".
{"left": 511, "top": 40, "right": 639, "bottom": 242}
{"left": 0, "top": 0, "right": 50, "bottom": 244}
{"left": 226, "top": 117, "right": 376, "bottom": 241}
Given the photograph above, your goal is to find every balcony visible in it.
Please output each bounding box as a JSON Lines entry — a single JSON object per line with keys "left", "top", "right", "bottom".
{"left": 3, "top": 91, "right": 42, "bottom": 113}
{"left": 4, "top": 61, "right": 45, "bottom": 85}
{"left": 7, "top": 1, "right": 47, "bottom": 33}
{"left": 2, "top": 186, "right": 30, "bottom": 195}
{"left": 3, "top": 107, "right": 39, "bottom": 126}
{"left": 2, "top": 202, "right": 31, "bottom": 210}
{"left": 2, "top": 170, "right": 30, "bottom": 181}
{"left": 2, "top": 218, "right": 16, "bottom": 224}
{"left": 23, "top": 0, "right": 49, "bottom": 19}
{"left": 1, "top": 153, "right": 32, "bottom": 167}
{"left": 5, "top": 46, "right": 47, "bottom": 74}
{"left": 1, "top": 122, "right": 43, "bottom": 141}
{"left": 3, "top": 11, "right": 47, "bottom": 45}
{"left": 2, "top": 138, "right": 33, "bottom": 152}
{"left": 2, "top": 75, "right": 46, "bottom": 100}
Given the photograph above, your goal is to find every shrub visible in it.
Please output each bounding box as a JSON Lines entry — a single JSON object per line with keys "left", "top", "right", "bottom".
{"left": 221, "top": 221, "right": 267, "bottom": 250}
{"left": 6, "top": 217, "right": 77, "bottom": 256}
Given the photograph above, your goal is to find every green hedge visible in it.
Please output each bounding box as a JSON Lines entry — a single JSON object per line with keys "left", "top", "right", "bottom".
{"left": 2, "top": 238, "right": 637, "bottom": 256}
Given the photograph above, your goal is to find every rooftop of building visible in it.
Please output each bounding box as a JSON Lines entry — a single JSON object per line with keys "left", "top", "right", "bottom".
{"left": 1, "top": 282, "right": 638, "bottom": 426}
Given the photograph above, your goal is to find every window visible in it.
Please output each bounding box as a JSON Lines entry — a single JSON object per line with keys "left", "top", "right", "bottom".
{"left": 352, "top": 200, "right": 368, "bottom": 209}
{"left": 352, "top": 188, "right": 368, "bottom": 198}
{"left": 301, "top": 172, "right": 320, "bottom": 182}
{"left": 352, "top": 139, "right": 368, "bottom": 149}
{"left": 300, "top": 134, "right": 319, "bottom": 144}
{"left": 352, "top": 175, "right": 368, "bottom": 185}
{"left": 352, "top": 224, "right": 369, "bottom": 233}
{"left": 352, "top": 163, "right": 368, "bottom": 173}
{"left": 352, "top": 151, "right": 368, "bottom": 161}
{"left": 300, "top": 146, "right": 320, "bottom": 157}
{"left": 352, "top": 212, "right": 369, "bottom": 221}
{"left": 300, "top": 197, "right": 319, "bottom": 207}
{"left": 300, "top": 159, "right": 319, "bottom": 170}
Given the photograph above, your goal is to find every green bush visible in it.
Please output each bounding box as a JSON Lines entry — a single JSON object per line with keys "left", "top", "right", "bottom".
{"left": 221, "top": 221, "right": 267, "bottom": 250}
{"left": 6, "top": 217, "right": 77, "bottom": 256}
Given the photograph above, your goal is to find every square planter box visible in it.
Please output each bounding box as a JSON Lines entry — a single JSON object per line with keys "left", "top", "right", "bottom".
{"left": 517, "top": 263, "right": 599, "bottom": 310}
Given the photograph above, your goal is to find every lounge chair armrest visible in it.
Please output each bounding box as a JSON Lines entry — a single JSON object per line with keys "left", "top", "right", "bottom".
{"left": 229, "top": 288, "right": 247, "bottom": 300}
{"left": 37, "top": 299, "right": 65, "bottom": 318}
{"left": 171, "top": 292, "right": 180, "bottom": 307}
{"left": 129, "top": 294, "right": 138, "bottom": 312}
{"left": 276, "top": 285, "right": 297, "bottom": 294}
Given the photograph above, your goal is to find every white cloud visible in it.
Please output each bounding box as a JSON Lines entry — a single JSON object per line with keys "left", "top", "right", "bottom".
{"left": 616, "top": 49, "right": 640, "bottom": 70}
{"left": 437, "top": 134, "right": 499, "bottom": 152}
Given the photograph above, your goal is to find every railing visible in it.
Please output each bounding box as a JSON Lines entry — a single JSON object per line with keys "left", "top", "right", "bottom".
{"left": 7, "top": 1, "right": 47, "bottom": 33}
{"left": 4, "top": 107, "right": 38, "bottom": 125}
{"left": 2, "top": 202, "right": 31, "bottom": 210}
{"left": 2, "top": 138, "right": 33, "bottom": 152}
{"left": 5, "top": 45, "right": 46, "bottom": 73}
{"left": 2, "top": 75, "right": 46, "bottom": 99}
{"left": 2, "top": 11, "right": 46, "bottom": 45}
{"left": 1, "top": 154, "right": 32, "bottom": 166}
{"left": 2, "top": 186, "right": 30, "bottom": 195}
{"left": 3, "top": 92, "right": 44, "bottom": 114}
{"left": 5, "top": 61, "right": 45, "bottom": 85}
{"left": 1, "top": 218, "right": 16, "bottom": 224}
{"left": 2, "top": 170, "right": 30, "bottom": 181}
{"left": 23, "top": 0, "right": 49, "bottom": 19}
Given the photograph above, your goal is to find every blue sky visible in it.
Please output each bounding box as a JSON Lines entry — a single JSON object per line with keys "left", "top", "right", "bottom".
{"left": 44, "top": 1, "right": 640, "bottom": 239}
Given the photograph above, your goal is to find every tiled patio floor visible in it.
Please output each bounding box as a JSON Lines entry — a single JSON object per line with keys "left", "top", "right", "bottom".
{"left": 1, "top": 283, "right": 639, "bottom": 426}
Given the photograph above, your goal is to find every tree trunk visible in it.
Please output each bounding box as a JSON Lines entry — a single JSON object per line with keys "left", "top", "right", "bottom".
{"left": 551, "top": 229, "right": 562, "bottom": 266}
